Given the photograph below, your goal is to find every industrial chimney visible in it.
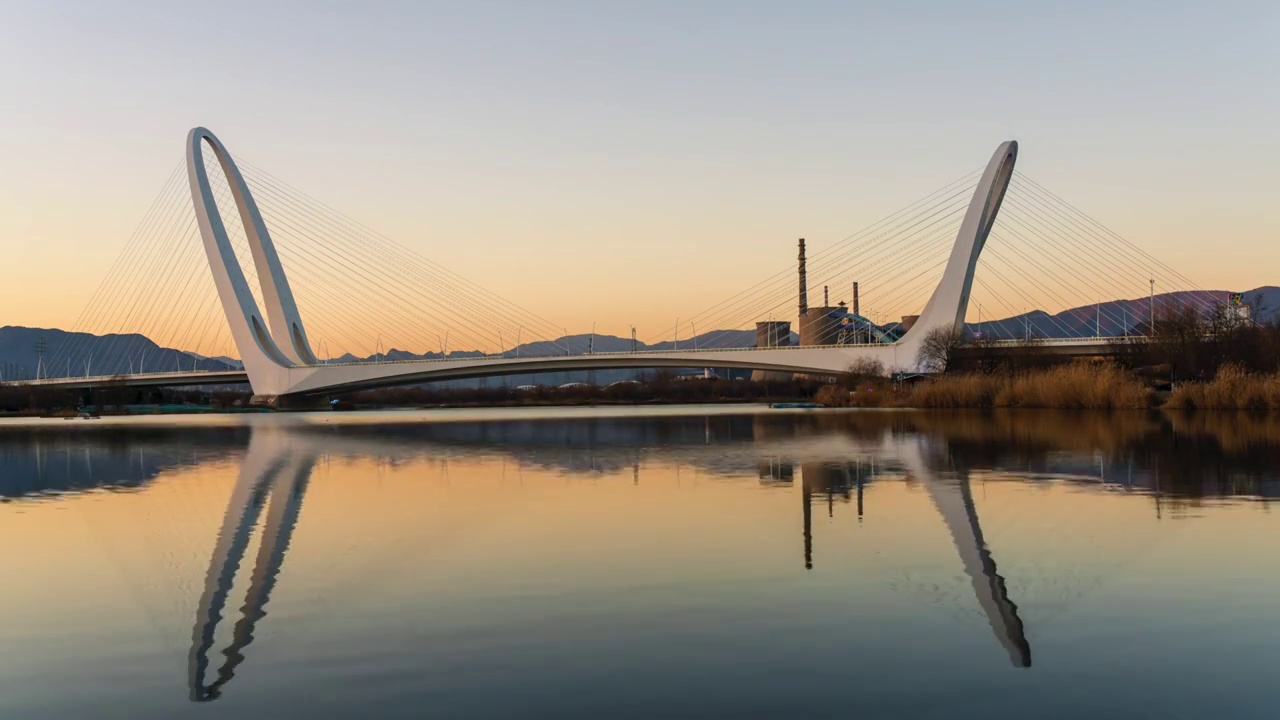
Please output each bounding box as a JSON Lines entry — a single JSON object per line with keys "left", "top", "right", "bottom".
{"left": 852, "top": 282, "right": 860, "bottom": 316}
{"left": 798, "top": 238, "right": 808, "bottom": 317}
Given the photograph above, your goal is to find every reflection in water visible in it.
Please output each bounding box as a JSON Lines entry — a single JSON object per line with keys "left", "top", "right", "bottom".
{"left": 188, "top": 432, "right": 316, "bottom": 701}
{"left": 185, "top": 422, "right": 1031, "bottom": 703}
{"left": 4, "top": 407, "right": 1280, "bottom": 704}
{"left": 913, "top": 465, "right": 1030, "bottom": 668}
{"left": 795, "top": 441, "right": 1030, "bottom": 667}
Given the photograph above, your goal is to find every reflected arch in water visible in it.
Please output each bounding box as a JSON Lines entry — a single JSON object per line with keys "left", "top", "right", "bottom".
{"left": 186, "top": 421, "right": 1031, "bottom": 703}
{"left": 898, "top": 437, "right": 1031, "bottom": 668}
{"left": 799, "top": 435, "right": 1031, "bottom": 668}
{"left": 188, "top": 430, "right": 317, "bottom": 702}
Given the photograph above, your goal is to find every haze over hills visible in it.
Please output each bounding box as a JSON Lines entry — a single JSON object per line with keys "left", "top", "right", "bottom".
{"left": 0, "top": 327, "right": 237, "bottom": 381}
{"left": 2, "top": 288, "right": 1274, "bottom": 384}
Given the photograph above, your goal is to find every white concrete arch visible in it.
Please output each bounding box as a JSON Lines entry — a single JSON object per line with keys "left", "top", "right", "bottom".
{"left": 186, "top": 128, "right": 317, "bottom": 382}
{"left": 895, "top": 140, "right": 1018, "bottom": 366}
{"left": 183, "top": 134, "right": 1014, "bottom": 403}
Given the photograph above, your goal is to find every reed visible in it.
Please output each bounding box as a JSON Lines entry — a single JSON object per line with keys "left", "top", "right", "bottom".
{"left": 1166, "top": 365, "right": 1280, "bottom": 410}
{"left": 908, "top": 363, "right": 1149, "bottom": 410}
{"left": 908, "top": 374, "right": 1003, "bottom": 408}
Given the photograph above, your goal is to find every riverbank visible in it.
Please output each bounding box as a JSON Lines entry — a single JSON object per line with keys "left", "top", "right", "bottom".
{"left": 820, "top": 363, "right": 1280, "bottom": 410}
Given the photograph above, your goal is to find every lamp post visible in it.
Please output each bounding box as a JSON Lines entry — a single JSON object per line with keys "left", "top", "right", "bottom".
{"left": 1149, "top": 279, "right": 1155, "bottom": 335}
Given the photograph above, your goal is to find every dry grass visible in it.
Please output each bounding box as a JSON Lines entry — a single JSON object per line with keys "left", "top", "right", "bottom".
{"left": 1166, "top": 365, "right": 1280, "bottom": 410}
{"left": 908, "top": 363, "right": 1150, "bottom": 410}
{"left": 908, "top": 374, "right": 1002, "bottom": 408}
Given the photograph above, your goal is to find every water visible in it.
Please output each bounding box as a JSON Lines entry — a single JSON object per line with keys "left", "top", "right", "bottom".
{"left": 1, "top": 406, "right": 1278, "bottom": 719}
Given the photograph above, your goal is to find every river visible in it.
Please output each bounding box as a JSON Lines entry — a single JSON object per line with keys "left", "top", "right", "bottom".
{"left": 1, "top": 405, "right": 1277, "bottom": 719}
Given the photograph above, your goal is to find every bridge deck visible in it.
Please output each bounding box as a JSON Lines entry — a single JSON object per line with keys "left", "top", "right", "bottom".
{"left": 7, "top": 337, "right": 1139, "bottom": 393}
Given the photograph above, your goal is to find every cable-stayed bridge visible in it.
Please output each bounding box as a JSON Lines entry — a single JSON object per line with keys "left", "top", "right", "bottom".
{"left": 14, "top": 128, "right": 1230, "bottom": 406}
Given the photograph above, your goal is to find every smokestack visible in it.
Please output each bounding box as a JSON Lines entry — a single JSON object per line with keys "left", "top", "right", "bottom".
{"left": 798, "top": 238, "right": 808, "bottom": 317}
{"left": 823, "top": 285, "right": 829, "bottom": 307}
{"left": 852, "top": 282, "right": 860, "bottom": 316}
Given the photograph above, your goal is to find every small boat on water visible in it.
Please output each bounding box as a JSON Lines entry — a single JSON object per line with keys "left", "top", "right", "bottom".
{"left": 768, "top": 402, "right": 823, "bottom": 409}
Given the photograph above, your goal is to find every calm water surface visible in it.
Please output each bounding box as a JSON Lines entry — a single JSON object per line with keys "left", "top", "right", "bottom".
{"left": 2, "top": 406, "right": 1278, "bottom": 719}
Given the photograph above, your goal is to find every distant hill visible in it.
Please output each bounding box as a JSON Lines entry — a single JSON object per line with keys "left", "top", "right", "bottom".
{"left": 968, "top": 287, "right": 1278, "bottom": 340}
{"left": 0, "top": 327, "right": 236, "bottom": 381}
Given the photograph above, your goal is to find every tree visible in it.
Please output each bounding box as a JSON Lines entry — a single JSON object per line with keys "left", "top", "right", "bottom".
{"left": 916, "top": 326, "right": 964, "bottom": 373}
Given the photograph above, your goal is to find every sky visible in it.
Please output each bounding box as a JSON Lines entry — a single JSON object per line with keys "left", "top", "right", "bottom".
{"left": 1, "top": 0, "right": 1277, "bottom": 344}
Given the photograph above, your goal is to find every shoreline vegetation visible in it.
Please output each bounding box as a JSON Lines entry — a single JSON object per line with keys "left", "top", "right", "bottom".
{"left": 831, "top": 305, "right": 1280, "bottom": 411}
{"left": 816, "top": 362, "right": 1280, "bottom": 410}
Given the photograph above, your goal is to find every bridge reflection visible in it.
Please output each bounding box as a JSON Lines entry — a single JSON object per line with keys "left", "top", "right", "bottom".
{"left": 184, "top": 421, "right": 1037, "bottom": 702}
{"left": 6, "top": 409, "right": 1280, "bottom": 699}
{"left": 188, "top": 429, "right": 315, "bottom": 701}
{"left": 789, "top": 453, "right": 1030, "bottom": 667}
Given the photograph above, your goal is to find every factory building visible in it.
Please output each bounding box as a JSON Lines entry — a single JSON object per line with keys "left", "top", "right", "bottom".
{"left": 752, "top": 320, "right": 792, "bottom": 381}
{"left": 749, "top": 238, "right": 899, "bottom": 383}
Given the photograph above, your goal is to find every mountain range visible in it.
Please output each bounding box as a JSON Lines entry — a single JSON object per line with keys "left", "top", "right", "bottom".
{"left": 3, "top": 287, "right": 1274, "bottom": 384}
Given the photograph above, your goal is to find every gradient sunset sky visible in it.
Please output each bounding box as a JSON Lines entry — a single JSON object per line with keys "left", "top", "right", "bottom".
{"left": 1, "top": 1, "right": 1277, "bottom": 340}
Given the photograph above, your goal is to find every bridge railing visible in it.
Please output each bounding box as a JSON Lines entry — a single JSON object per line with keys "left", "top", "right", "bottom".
{"left": 313, "top": 334, "right": 1138, "bottom": 368}
{"left": 10, "top": 369, "right": 249, "bottom": 387}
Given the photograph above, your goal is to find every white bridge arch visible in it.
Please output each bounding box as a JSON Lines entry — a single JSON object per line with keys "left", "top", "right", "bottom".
{"left": 186, "top": 128, "right": 1017, "bottom": 405}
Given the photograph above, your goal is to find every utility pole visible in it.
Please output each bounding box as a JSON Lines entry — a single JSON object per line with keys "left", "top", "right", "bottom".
{"left": 674, "top": 317, "right": 679, "bottom": 350}
{"left": 35, "top": 335, "right": 45, "bottom": 380}
{"left": 588, "top": 322, "right": 595, "bottom": 355}
{"left": 691, "top": 321, "right": 699, "bottom": 350}
{"left": 630, "top": 325, "right": 637, "bottom": 353}
{"left": 516, "top": 328, "right": 521, "bottom": 358}
{"left": 1096, "top": 304, "right": 1101, "bottom": 337}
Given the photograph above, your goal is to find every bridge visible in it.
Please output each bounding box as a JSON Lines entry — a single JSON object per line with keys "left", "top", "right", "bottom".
{"left": 11, "top": 127, "right": 1225, "bottom": 405}
{"left": 17, "top": 336, "right": 1127, "bottom": 394}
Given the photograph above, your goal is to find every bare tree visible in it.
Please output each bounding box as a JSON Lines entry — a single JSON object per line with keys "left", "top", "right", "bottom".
{"left": 847, "top": 357, "right": 885, "bottom": 378}
{"left": 916, "top": 326, "right": 964, "bottom": 373}
{"left": 841, "top": 357, "right": 887, "bottom": 391}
